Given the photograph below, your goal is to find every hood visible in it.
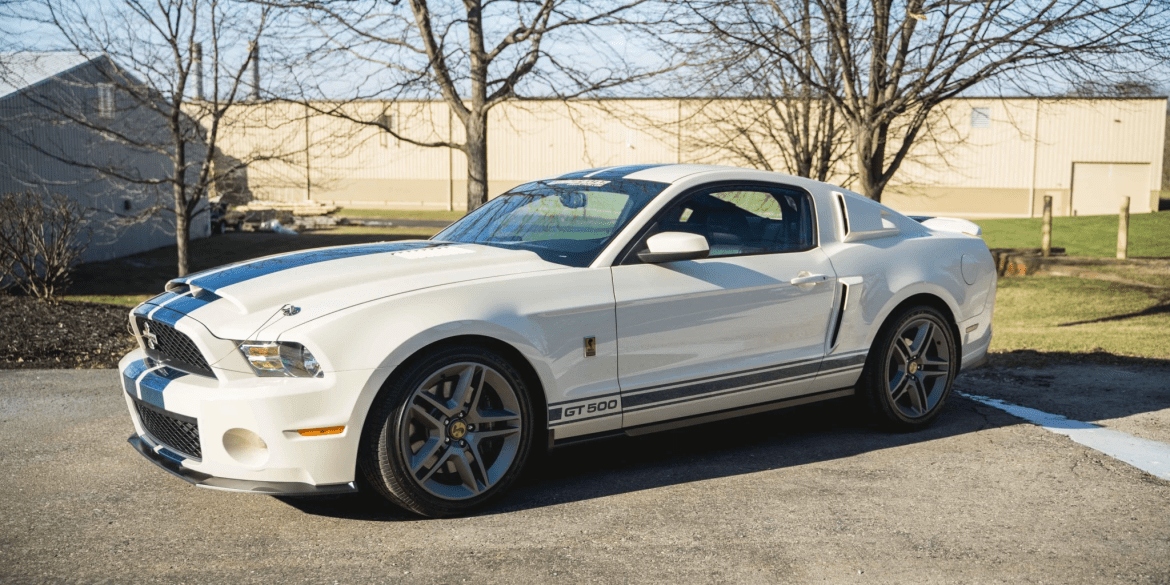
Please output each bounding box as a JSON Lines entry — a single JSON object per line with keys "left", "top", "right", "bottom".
{"left": 137, "top": 241, "right": 564, "bottom": 340}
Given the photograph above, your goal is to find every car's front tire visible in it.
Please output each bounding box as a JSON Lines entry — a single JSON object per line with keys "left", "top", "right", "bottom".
{"left": 359, "top": 345, "right": 535, "bottom": 517}
{"left": 858, "top": 305, "right": 958, "bottom": 431}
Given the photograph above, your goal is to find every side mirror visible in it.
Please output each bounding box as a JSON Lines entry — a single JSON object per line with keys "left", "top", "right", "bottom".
{"left": 637, "top": 232, "right": 710, "bottom": 264}
{"left": 559, "top": 192, "right": 587, "bottom": 209}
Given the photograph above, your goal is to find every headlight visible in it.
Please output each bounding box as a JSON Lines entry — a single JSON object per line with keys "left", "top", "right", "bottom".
{"left": 237, "top": 341, "right": 323, "bottom": 378}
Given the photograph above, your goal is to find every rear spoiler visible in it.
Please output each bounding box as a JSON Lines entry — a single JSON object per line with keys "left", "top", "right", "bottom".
{"left": 908, "top": 216, "right": 982, "bottom": 237}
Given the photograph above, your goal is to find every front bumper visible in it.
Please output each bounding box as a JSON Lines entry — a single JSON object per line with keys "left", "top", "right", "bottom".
{"left": 128, "top": 434, "right": 356, "bottom": 495}
{"left": 120, "top": 348, "right": 382, "bottom": 493}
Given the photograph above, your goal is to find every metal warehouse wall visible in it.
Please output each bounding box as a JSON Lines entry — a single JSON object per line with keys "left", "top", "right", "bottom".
{"left": 215, "top": 97, "right": 1166, "bottom": 217}
{"left": 886, "top": 98, "right": 1166, "bottom": 217}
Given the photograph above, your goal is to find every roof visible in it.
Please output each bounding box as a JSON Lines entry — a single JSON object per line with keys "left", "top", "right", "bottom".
{"left": 0, "top": 52, "right": 95, "bottom": 100}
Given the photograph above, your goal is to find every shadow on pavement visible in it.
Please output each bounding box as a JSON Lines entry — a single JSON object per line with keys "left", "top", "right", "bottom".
{"left": 277, "top": 392, "right": 1017, "bottom": 520}
{"left": 960, "top": 351, "right": 1170, "bottom": 427}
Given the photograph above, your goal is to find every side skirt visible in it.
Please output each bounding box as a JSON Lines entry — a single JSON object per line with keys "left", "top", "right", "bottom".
{"left": 550, "top": 386, "right": 855, "bottom": 449}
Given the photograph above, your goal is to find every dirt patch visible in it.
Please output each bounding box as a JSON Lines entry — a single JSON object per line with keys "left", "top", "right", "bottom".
{"left": 0, "top": 295, "right": 137, "bottom": 369}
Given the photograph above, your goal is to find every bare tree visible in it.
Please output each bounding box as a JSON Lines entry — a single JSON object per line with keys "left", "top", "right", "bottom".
{"left": 685, "top": 0, "right": 1170, "bottom": 202}
{"left": 664, "top": 0, "right": 850, "bottom": 183}
{"left": 18, "top": 0, "right": 276, "bottom": 275}
{"left": 0, "top": 191, "right": 91, "bottom": 300}
{"left": 270, "top": 0, "right": 671, "bottom": 210}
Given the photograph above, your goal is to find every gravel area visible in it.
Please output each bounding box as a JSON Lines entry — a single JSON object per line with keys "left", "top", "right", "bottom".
{"left": 0, "top": 296, "right": 136, "bottom": 369}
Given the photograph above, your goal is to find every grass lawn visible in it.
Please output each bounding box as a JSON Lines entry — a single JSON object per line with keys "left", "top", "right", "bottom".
{"left": 975, "top": 212, "right": 1170, "bottom": 258}
{"left": 990, "top": 276, "right": 1170, "bottom": 359}
{"left": 337, "top": 208, "right": 465, "bottom": 222}
{"left": 67, "top": 226, "right": 439, "bottom": 299}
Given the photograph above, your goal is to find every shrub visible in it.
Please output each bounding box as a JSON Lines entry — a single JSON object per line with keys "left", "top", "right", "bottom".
{"left": 0, "top": 191, "right": 91, "bottom": 300}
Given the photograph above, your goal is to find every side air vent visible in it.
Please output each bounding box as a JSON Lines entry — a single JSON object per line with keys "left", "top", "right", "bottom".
{"left": 835, "top": 192, "right": 850, "bottom": 237}
{"left": 829, "top": 283, "right": 849, "bottom": 349}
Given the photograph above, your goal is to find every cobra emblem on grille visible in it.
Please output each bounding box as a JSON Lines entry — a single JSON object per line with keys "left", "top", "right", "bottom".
{"left": 141, "top": 322, "right": 159, "bottom": 351}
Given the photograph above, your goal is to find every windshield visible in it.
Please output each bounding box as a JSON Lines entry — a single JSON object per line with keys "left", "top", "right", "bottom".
{"left": 433, "top": 178, "right": 668, "bottom": 267}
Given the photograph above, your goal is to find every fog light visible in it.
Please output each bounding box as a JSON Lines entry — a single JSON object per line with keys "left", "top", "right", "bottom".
{"left": 223, "top": 428, "right": 269, "bottom": 466}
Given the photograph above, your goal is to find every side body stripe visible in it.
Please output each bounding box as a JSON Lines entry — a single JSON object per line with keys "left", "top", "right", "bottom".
{"left": 546, "top": 350, "right": 871, "bottom": 429}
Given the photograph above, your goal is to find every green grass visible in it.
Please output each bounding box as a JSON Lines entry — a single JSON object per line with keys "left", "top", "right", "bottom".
{"left": 336, "top": 208, "right": 465, "bottom": 221}
{"left": 61, "top": 295, "right": 151, "bottom": 307}
{"left": 990, "top": 276, "right": 1170, "bottom": 358}
{"left": 975, "top": 212, "right": 1170, "bottom": 258}
{"left": 68, "top": 226, "right": 438, "bottom": 297}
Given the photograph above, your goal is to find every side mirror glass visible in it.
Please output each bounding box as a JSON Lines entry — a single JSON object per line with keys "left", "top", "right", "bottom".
{"left": 637, "top": 232, "right": 710, "bottom": 264}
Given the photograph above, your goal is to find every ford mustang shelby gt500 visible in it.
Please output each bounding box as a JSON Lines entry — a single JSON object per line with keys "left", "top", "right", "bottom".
{"left": 120, "top": 164, "right": 996, "bottom": 517}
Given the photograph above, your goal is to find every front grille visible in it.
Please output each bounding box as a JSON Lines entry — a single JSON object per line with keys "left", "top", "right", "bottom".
{"left": 134, "top": 399, "right": 202, "bottom": 460}
{"left": 135, "top": 317, "right": 214, "bottom": 377}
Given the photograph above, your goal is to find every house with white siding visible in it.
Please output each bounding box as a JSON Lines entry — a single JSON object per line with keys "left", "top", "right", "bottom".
{"left": 0, "top": 52, "right": 209, "bottom": 263}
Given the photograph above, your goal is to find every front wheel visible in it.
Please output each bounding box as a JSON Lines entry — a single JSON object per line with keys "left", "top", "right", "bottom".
{"left": 359, "top": 346, "right": 535, "bottom": 517}
{"left": 858, "top": 306, "right": 958, "bottom": 431}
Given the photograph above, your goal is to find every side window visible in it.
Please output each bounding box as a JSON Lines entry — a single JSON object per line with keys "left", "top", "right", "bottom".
{"left": 651, "top": 185, "right": 814, "bottom": 257}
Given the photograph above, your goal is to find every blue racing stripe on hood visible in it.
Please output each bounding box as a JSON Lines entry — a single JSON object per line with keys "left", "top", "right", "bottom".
{"left": 161, "top": 289, "right": 221, "bottom": 315}
{"left": 177, "top": 241, "right": 435, "bottom": 290}
{"left": 150, "top": 307, "right": 185, "bottom": 327}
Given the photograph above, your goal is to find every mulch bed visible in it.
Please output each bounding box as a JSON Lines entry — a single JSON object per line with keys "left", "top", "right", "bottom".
{"left": 0, "top": 295, "right": 137, "bottom": 369}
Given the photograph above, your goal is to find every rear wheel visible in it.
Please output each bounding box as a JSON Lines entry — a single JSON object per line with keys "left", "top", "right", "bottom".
{"left": 360, "top": 346, "right": 534, "bottom": 517}
{"left": 859, "top": 306, "right": 958, "bottom": 431}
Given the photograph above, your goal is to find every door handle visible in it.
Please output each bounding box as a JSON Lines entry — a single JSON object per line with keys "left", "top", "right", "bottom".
{"left": 790, "top": 273, "right": 828, "bottom": 286}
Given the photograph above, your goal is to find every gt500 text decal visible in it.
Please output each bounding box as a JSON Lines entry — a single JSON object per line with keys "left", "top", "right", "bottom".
{"left": 548, "top": 393, "right": 621, "bottom": 427}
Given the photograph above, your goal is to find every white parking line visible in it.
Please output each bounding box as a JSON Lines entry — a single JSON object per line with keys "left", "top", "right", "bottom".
{"left": 959, "top": 392, "right": 1170, "bottom": 481}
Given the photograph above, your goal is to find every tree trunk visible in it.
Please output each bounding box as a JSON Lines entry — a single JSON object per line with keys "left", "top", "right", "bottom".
{"left": 851, "top": 122, "right": 888, "bottom": 202}
{"left": 465, "top": 112, "right": 489, "bottom": 210}
{"left": 173, "top": 159, "right": 190, "bottom": 277}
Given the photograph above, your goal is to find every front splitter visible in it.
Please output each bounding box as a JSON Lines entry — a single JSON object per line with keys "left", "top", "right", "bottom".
{"left": 128, "top": 434, "right": 358, "bottom": 496}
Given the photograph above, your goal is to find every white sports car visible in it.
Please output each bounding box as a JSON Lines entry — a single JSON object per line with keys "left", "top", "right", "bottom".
{"left": 120, "top": 164, "right": 996, "bottom": 517}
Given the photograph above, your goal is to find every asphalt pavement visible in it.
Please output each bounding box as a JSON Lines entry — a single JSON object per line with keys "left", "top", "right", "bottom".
{"left": 1, "top": 366, "right": 1167, "bottom": 584}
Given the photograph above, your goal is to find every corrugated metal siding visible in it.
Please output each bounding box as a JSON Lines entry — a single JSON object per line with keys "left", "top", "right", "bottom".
{"left": 212, "top": 97, "right": 1166, "bottom": 215}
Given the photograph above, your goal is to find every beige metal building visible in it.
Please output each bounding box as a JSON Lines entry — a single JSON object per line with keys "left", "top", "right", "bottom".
{"left": 215, "top": 97, "right": 1166, "bottom": 218}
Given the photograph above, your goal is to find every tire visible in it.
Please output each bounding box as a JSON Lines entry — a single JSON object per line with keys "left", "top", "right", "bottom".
{"left": 359, "top": 345, "right": 535, "bottom": 517}
{"left": 214, "top": 220, "right": 226, "bottom": 235}
{"left": 858, "top": 305, "right": 958, "bottom": 431}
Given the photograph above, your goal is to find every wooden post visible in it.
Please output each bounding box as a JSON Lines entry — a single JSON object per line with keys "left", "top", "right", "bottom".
{"left": 1041, "top": 195, "right": 1053, "bottom": 257}
{"left": 1117, "top": 196, "right": 1130, "bottom": 260}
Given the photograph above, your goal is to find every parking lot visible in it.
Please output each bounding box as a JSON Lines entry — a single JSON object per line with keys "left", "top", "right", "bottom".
{"left": 1, "top": 366, "right": 1168, "bottom": 584}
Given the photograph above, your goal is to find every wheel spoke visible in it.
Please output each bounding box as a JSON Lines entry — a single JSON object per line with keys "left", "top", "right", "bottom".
{"left": 470, "top": 427, "right": 520, "bottom": 441}
{"left": 450, "top": 449, "right": 483, "bottom": 495}
{"left": 921, "top": 355, "right": 950, "bottom": 373}
{"left": 468, "top": 407, "right": 520, "bottom": 426}
{"left": 908, "top": 376, "right": 929, "bottom": 415}
{"left": 463, "top": 441, "right": 491, "bottom": 489}
{"left": 410, "top": 403, "right": 444, "bottom": 430}
{"left": 417, "top": 446, "right": 453, "bottom": 484}
{"left": 410, "top": 436, "right": 443, "bottom": 474}
{"left": 451, "top": 365, "right": 485, "bottom": 413}
{"left": 415, "top": 391, "right": 457, "bottom": 418}
{"left": 889, "top": 370, "right": 910, "bottom": 402}
{"left": 909, "top": 322, "right": 934, "bottom": 356}
{"left": 893, "top": 341, "right": 911, "bottom": 366}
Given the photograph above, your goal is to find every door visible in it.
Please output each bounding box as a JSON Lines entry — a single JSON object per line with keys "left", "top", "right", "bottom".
{"left": 1071, "top": 163, "right": 1151, "bottom": 215}
{"left": 611, "top": 183, "right": 837, "bottom": 428}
